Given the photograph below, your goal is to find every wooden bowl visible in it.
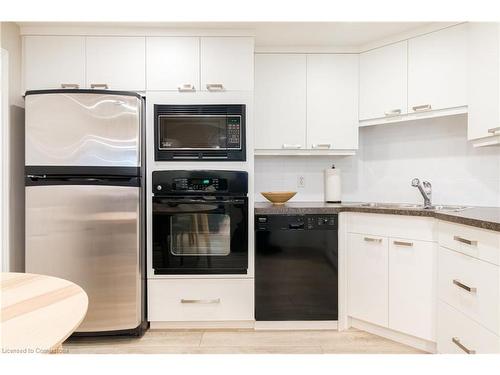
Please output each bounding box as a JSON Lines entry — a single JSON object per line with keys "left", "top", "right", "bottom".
{"left": 261, "top": 191, "right": 297, "bottom": 205}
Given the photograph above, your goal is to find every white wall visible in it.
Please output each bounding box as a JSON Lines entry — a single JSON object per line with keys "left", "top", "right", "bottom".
{"left": 255, "top": 114, "right": 500, "bottom": 207}
{"left": 1, "top": 22, "right": 25, "bottom": 272}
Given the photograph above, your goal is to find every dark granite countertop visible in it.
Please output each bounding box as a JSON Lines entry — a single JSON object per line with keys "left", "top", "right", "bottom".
{"left": 254, "top": 202, "right": 500, "bottom": 232}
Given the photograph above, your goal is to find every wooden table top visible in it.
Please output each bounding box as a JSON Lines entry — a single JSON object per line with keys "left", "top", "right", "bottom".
{"left": 1, "top": 272, "right": 88, "bottom": 353}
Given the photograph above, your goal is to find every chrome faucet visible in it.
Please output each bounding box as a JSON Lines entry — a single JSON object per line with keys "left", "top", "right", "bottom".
{"left": 411, "top": 178, "right": 432, "bottom": 208}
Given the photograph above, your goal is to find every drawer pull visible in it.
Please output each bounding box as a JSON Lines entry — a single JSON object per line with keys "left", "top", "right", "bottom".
{"left": 311, "top": 144, "right": 331, "bottom": 149}
{"left": 364, "top": 237, "right": 383, "bottom": 243}
{"left": 452, "top": 337, "right": 476, "bottom": 354}
{"left": 90, "top": 83, "right": 109, "bottom": 89}
{"left": 178, "top": 83, "right": 196, "bottom": 92}
{"left": 488, "top": 126, "right": 500, "bottom": 134}
{"left": 181, "top": 298, "right": 221, "bottom": 304}
{"left": 412, "top": 104, "right": 432, "bottom": 112}
{"left": 206, "top": 83, "right": 225, "bottom": 92}
{"left": 393, "top": 240, "right": 413, "bottom": 247}
{"left": 453, "top": 236, "right": 478, "bottom": 246}
{"left": 452, "top": 279, "right": 477, "bottom": 293}
{"left": 61, "top": 83, "right": 80, "bottom": 89}
{"left": 282, "top": 144, "right": 302, "bottom": 149}
{"left": 384, "top": 109, "right": 401, "bottom": 117}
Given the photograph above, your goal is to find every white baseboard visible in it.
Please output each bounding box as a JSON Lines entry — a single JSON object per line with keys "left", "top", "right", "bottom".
{"left": 149, "top": 321, "right": 255, "bottom": 330}
{"left": 254, "top": 321, "right": 338, "bottom": 331}
{"left": 350, "top": 317, "right": 437, "bottom": 353}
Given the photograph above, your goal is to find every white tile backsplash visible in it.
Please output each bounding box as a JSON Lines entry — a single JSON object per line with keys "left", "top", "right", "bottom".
{"left": 255, "top": 114, "right": 500, "bottom": 206}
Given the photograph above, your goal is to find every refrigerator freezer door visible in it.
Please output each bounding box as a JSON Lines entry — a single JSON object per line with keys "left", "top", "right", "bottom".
{"left": 25, "top": 92, "right": 141, "bottom": 167}
{"left": 25, "top": 184, "right": 141, "bottom": 332}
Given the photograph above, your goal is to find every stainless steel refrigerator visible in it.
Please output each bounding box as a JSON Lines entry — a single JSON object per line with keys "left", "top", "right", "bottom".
{"left": 24, "top": 89, "right": 146, "bottom": 335}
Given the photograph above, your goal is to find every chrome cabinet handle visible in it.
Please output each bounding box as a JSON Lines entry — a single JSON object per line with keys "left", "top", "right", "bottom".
{"left": 384, "top": 109, "right": 401, "bottom": 117}
{"left": 364, "top": 237, "right": 383, "bottom": 243}
{"left": 393, "top": 240, "right": 413, "bottom": 247}
{"left": 181, "top": 298, "right": 221, "bottom": 304}
{"left": 282, "top": 144, "right": 302, "bottom": 149}
{"left": 453, "top": 279, "right": 477, "bottom": 293}
{"left": 452, "top": 337, "right": 476, "bottom": 354}
{"left": 412, "top": 104, "right": 432, "bottom": 112}
{"left": 311, "top": 144, "right": 331, "bottom": 149}
{"left": 61, "top": 83, "right": 80, "bottom": 89}
{"left": 206, "top": 83, "right": 225, "bottom": 92}
{"left": 90, "top": 83, "right": 109, "bottom": 89}
{"left": 488, "top": 126, "right": 500, "bottom": 134}
{"left": 178, "top": 83, "right": 196, "bottom": 92}
{"left": 453, "top": 236, "right": 478, "bottom": 246}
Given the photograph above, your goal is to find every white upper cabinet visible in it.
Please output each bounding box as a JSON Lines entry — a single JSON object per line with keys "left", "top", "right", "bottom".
{"left": 23, "top": 36, "right": 86, "bottom": 91}
{"left": 86, "top": 37, "right": 146, "bottom": 91}
{"left": 408, "top": 24, "right": 467, "bottom": 113}
{"left": 307, "top": 54, "right": 359, "bottom": 150}
{"left": 467, "top": 23, "right": 500, "bottom": 145}
{"left": 200, "top": 37, "right": 254, "bottom": 91}
{"left": 146, "top": 37, "right": 200, "bottom": 91}
{"left": 254, "top": 54, "right": 306, "bottom": 150}
{"left": 359, "top": 41, "right": 408, "bottom": 121}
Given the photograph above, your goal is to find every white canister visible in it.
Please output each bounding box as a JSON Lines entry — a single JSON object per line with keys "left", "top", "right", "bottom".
{"left": 324, "top": 164, "right": 342, "bottom": 203}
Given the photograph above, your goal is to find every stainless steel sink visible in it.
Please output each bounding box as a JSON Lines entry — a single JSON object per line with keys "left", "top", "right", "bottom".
{"left": 425, "top": 205, "right": 470, "bottom": 212}
{"left": 350, "top": 202, "right": 469, "bottom": 212}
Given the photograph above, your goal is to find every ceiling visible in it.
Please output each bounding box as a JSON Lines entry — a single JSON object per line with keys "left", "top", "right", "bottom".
{"left": 17, "top": 22, "right": 448, "bottom": 47}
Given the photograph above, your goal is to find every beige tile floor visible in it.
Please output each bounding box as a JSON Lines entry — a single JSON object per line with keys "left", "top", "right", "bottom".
{"left": 63, "top": 328, "right": 425, "bottom": 354}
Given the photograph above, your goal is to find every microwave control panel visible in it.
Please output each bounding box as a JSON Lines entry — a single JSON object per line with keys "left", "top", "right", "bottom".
{"left": 226, "top": 116, "right": 241, "bottom": 149}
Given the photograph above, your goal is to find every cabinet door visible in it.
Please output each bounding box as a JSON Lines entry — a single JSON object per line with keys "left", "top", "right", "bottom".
{"left": 467, "top": 23, "right": 500, "bottom": 141}
{"left": 23, "top": 36, "right": 85, "bottom": 91}
{"left": 359, "top": 41, "right": 408, "bottom": 121}
{"left": 200, "top": 37, "right": 254, "bottom": 91}
{"left": 254, "top": 54, "right": 307, "bottom": 150}
{"left": 389, "top": 238, "right": 437, "bottom": 341}
{"left": 146, "top": 37, "right": 200, "bottom": 91}
{"left": 408, "top": 24, "right": 467, "bottom": 113}
{"left": 86, "top": 37, "right": 145, "bottom": 91}
{"left": 347, "top": 233, "right": 389, "bottom": 327}
{"left": 306, "top": 54, "right": 359, "bottom": 150}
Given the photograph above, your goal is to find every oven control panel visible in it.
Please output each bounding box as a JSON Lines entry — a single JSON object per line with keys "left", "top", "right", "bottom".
{"left": 171, "top": 177, "right": 228, "bottom": 192}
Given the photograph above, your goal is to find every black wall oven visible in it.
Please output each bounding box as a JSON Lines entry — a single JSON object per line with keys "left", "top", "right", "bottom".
{"left": 152, "top": 170, "right": 248, "bottom": 274}
{"left": 154, "top": 104, "right": 246, "bottom": 161}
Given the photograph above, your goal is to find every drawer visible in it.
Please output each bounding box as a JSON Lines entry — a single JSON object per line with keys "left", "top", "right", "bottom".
{"left": 437, "top": 301, "right": 500, "bottom": 354}
{"left": 438, "top": 221, "right": 500, "bottom": 265}
{"left": 347, "top": 213, "right": 436, "bottom": 241}
{"left": 148, "top": 279, "right": 254, "bottom": 322}
{"left": 438, "top": 246, "right": 500, "bottom": 334}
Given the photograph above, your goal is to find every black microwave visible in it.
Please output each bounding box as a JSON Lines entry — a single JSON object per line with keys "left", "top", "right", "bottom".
{"left": 154, "top": 104, "right": 246, "bottom": 161}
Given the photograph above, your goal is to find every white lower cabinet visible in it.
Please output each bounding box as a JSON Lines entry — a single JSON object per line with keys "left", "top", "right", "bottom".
{"left": 148, "top": 279, "right": 254, "bottom": 322}
{"left": 438, "top": 246, "right": 500, "bottom": 335}
{"left": 438, "top": 301, "right": 500, "bottom": 354}
{"left": 347, "top": 233, "right": 389, "bottom": 327}
{"left": 389, "top": 238, "right": 437, "bottom": 341}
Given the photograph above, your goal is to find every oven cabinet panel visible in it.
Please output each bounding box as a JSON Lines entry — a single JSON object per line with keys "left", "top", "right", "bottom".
{"left": 200, "top": 37, "right": 254, "bottom": 91}
{"left": 146, "top": 37, "right": 200, "bottom": 91}
{"left": 148, "top": 279, "right": 254, "bottom": 321}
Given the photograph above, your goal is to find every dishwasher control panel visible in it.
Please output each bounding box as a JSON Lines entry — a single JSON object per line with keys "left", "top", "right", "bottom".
{"left": 255, "top": 214, "right": 337, "bottom": 231}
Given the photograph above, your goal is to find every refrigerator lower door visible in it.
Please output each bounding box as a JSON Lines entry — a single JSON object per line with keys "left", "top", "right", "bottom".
{"left": 26, "top": 184, "right": 141, "bottom": 333}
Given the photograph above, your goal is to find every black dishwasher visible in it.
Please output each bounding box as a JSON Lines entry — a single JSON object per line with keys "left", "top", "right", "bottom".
{"left": 255, "top": 214, "right": 338, "bottom": 321}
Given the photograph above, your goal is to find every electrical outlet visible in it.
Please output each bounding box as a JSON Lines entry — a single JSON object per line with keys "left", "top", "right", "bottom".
{"left": 297, "top": 175, "right": 306, "bottom": 188}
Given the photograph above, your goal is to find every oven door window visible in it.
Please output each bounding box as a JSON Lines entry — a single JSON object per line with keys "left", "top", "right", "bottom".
{"left": 170, "top": 213, "right": 231, "bottom": 256}
{"left": 158, "top": 116, "right": 230, "bottom": 150}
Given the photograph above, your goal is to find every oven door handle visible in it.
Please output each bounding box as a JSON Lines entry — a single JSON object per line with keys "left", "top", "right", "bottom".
{"left": 160, "top": 198, "right": 246, "bottom": 204}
